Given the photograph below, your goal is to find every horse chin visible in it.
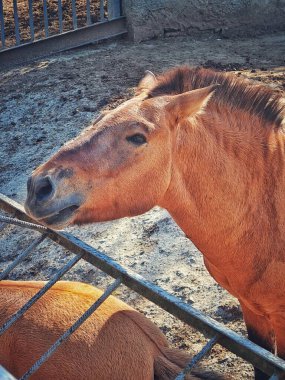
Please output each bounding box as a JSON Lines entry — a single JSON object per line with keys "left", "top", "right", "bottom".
{"left": 37, "top": 205, "right": 79, "bottom": 230}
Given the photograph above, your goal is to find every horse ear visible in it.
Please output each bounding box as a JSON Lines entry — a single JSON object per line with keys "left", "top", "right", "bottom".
{"left": 136, "top": 70, "right": 157, "bottom": 95}
{"left": 166, "top": 85, "right": 218, "bottom": 120}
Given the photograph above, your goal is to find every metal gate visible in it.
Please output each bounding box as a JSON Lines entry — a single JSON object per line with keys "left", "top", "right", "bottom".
{"left": 0, "top": 193, "right": 285, "bottom": 379}
{"left": 0, "top": 0, "right": 126, "bottom": 68}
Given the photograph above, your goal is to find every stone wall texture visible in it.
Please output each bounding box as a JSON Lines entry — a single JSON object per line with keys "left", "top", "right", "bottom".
{"left": 122, "top": 0, "right": 285, "bottom": 42}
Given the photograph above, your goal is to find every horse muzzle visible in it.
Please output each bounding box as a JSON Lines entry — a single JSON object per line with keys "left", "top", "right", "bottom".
{"left": 25, "top": 172, "right": 83, "bottom": 230}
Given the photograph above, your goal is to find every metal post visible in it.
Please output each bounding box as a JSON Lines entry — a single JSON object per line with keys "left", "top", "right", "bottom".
{"left": 43, "top": 0, "right": 49, "bottom": 38}
{"left": 0, "top": 0, "right": 5, "bottom": 48}
{"left": 28, "top": 0, "right": 34, "bottom": 41}
{"left": 71, "top": 0, "right": 77, "bottom": 29}
{"left": 86, "top": 0, "right": 91, "bottom": 26}
{"left": 13, "top": 0, "right": 20, "bottom": 45}
{"left": 100, "top": 0, "right": 105, "bottom": 21}
{"left": 58, "top": 0, "right": 63, "bottom": 33}
{"left": 107, "top": 0, "right": 121, "bottom": 20}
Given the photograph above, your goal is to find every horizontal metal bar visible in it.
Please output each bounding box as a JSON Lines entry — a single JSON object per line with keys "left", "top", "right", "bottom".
{"left": 0, "top": 17, "right": 127, "bottom": 69}
{"left": 20, "top": 277, "right": 122, "bottom": 380}
{"left": 0, "top": 234, "right": 47, "bottom": 280}
{"left": 1, "top": 194, "right": 285, "bottom": 376}
{"left": 0, "top": 365, "right": 17, "bottom": 380}
{"left": 175, "top": 335, "right": 219, "bottom": 379}
{"left": 0, "top": 251, "right": 83, "bottom": 336}
{"left": 0, "top": 215, "right": 48, "bottom": 232}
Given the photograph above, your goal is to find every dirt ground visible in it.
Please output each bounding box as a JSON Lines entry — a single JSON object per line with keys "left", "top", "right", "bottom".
{"left": 1, "top": 32, "right": 285, "bottom": 379}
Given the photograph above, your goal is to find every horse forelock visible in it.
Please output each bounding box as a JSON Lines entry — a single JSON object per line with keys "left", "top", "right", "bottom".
{"left": 148, "top": 66, "right": 284, "bottom": 128}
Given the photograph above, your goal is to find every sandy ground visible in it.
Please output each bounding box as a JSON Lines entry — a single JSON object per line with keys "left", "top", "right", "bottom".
{"left": 1, "top": 32, "right": 285, "bottom": 379}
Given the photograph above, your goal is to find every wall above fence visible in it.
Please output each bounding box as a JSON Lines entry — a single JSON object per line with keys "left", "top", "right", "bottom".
{"left": 123, "top": 0, "right": 285, "bottom": 42}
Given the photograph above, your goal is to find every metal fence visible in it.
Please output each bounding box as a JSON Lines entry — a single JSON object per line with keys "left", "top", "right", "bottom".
{"left": 0, "top": 192, "right": 285, "bottom": 380}
{"left": 0, "top": 0, "right": 126, "bottom": 68}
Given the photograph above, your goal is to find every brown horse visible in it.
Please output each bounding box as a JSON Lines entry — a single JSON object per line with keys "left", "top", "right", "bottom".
{"left": 0, "top": 280, "right": 226, "bottom": 380}
{"left": 25, "top": 66, "right": 285, "bottom": 379}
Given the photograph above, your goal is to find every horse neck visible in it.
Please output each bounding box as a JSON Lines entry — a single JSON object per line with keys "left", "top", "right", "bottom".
{"left": 160, "top": 106, "right": 285, "bottom": 264}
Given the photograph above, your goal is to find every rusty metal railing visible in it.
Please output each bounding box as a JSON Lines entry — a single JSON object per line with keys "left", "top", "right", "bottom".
{"left": 0, "top": 0, "right": 126, "bottom": 68}
{"left": 0, "top": 193, "right": 285, "bottom": 380}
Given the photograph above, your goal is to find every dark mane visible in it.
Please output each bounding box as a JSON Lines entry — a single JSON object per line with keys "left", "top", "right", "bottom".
{"left": 149, "top": 66, "right": 284, "bottom": 127}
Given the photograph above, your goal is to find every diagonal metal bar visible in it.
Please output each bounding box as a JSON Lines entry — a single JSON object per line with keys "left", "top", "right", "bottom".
{"left": 20, "top": 277, "right": 122, "bottom": 380}
{"left": 175, "top": 335, "right": 219, "bottom": 380}
{"left": 1, "top": 193, "right": 285, "bottom": 377}
{"left": 0, "top": 365, "right": 17, "bottom": 380}
{"left": 0, "top": 234, "right": 47, "bottom": 281}
{"left": 0, "top": 252, "right": 83, "bottom": 336}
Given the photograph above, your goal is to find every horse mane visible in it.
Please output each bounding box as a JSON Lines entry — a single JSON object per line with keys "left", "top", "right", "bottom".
{"left": 148, "top": 66, "right": 284, "bottom": 128}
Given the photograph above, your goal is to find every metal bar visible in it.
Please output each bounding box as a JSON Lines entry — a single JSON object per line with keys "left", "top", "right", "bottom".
{"left": 100, "top": 0, "right": 104, "bottom": 21}
{"left": 0, "top": 0, "right": 5, "bottom": 49}
{"left": 0, "top": 17, "right": 127, "bottom": 69}
{"left": 13, "top": 0, "right": 20, "bottom": 45}
{"left": 28, "top": 0, "right": 34, "bottom": 41}
{"left": 58, "top": 0, "right": 63, "bottom": 33}
{"left": 43, "top": 0, "right": 49, "bottom": 38}
{"left": 0, "top": 194, "right": 285, "bottom": 377}
{"left": 20, "top": 277, "right": 122, "bottom": 380}
{"left": 107, "top": 0, "right": 121, "bottom": 20}
{"left": 0, "top": 215, "right": 48, "bottom": 232}
{"left": 86, "top": 0, "right": 91, "bottom": 26}
{"left": 269, "top": 375, "right": 280, "bottom": 380}
{"left": 0, "top": 252, "right": 83, "bottom": 336}
{"left": 175, "top": 335, "right": 219, "bottom": 379}
{"left": 71, "top": 0, "right": 77, "bottom": 29}
{"left": 0, "top": 234, "right": 47, "bottom": 281}
{"left": 0, "top": 365, "right": 17, "bottom": 380}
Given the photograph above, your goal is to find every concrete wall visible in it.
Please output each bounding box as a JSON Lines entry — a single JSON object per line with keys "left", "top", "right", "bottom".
{"left": 122, "top": 0, "right": 285, "bottom": 42}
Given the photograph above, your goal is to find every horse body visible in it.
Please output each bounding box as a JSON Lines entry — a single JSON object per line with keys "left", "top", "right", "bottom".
{"left": 159, "top": 101, "right": 285, "bottom": 356}
{"left": 0, "top": 280, "right": 224, "bottom": 380}
{"left": 24, "top": 66, "right": 285, "bottom": 378}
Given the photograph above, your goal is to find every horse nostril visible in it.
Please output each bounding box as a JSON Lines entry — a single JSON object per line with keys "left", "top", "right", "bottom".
{"left": 35, "top": 176, "right": 54, "bottom": 202}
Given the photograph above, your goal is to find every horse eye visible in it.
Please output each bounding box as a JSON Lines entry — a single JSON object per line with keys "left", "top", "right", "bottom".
{"left": 126, "top": 133, "right": 147, "bottom": 146}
